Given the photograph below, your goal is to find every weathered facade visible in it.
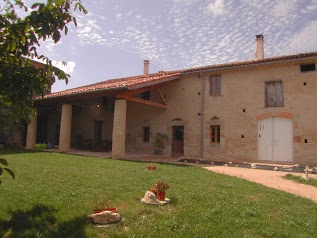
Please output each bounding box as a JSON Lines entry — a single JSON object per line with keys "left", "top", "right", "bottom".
{"left": 26, "top": 35, "right": 317, "bottom": 165}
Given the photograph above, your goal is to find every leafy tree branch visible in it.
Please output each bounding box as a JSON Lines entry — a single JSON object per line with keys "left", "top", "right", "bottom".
{"left": 0, "top": 0, "right": 87, "bottom": 129}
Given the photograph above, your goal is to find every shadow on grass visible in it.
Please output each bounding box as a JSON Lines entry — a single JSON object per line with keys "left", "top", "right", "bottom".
{"left": 0, "top": 204, "right": 87, "bottom": 238}
{"left": 0, "top": 148, "right": 41, "bottom": 155}
{"left": 123, "top": 160, "right": 192, "bottom": 168}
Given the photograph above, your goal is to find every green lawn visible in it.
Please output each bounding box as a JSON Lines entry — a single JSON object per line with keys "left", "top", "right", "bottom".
{"left": 0, "top": 149, "right": 316, "bottom": 238}
{"left": 283, "top": 173, "right": 317, "bottom": 188}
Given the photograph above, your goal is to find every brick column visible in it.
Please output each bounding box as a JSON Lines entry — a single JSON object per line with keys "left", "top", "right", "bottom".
{"left": 26, "top": 114, "right": 38, "bottom": 149}
{"left": 112, "top": 99, "right": 127, "bottom": 159}
{"left": 59, "top": 104, "right": 72, "bottom": 152}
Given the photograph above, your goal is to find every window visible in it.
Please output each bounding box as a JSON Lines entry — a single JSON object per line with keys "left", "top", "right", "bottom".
{"left": 210, "top": 125, "right": 220, "bottom": 144}
{"left": 141, "top": 91, "right": 150, "bottom": 100}
{"left": 300, "top": 63, "right": 315, "bottom": 72}
{"left": 265, "top": 81, "right": 284, "bottom": 107}
{"left": 143, "top": 127, "right": 150, "bottom": 143}
{"left": 210, "top": 75, "right": 221, "bottom": 96}
{"left": 94, "top": 120, "right": 103, "bottom": 141}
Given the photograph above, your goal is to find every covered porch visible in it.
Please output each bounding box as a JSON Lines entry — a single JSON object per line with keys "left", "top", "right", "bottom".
{"left": 25, "top": 71, "right": 180, "bottom": 159}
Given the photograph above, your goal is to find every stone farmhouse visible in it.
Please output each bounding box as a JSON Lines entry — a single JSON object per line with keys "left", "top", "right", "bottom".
{"left": 25, "top": 35, "right": 317, "bottom": 165}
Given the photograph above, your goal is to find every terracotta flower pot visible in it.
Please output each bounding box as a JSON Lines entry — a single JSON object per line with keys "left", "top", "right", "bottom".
{"left": 147, "top": 166, "right": 156, "bottom": 170}
{"left": 156, "top": 191, "right": 166, "bottom": 201}
{"left": 93, "top": 208, "right": 118, "bottom": 213}
{"left": 107, "top": 208, "right": 118, "bottom": 212}
{"left": 93, "top": 209, "right": 105, "bottom": 214}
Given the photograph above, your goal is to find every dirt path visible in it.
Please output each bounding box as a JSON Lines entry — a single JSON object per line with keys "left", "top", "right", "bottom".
{"left": 203, "top": 166, "right": 317, "bottom": 203}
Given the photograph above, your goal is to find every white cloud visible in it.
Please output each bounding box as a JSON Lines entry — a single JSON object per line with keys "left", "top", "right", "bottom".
{"left": 208, "top": 0, "right": 226, "bottom": 15}
{"left": 79, "top": 26, "right": 92, "bottom": 34}
{"left": 115, "top": 13, "right": 122, "bottom": 19}
{"left": 272, "top": 0, "right": 296, "bottom": 16}
{"left": 42, "top": 39, "right": 61, "bottom": 54}
{"left": 289, "top": 21, "right": 317, "bottom": 52}
{"left": 76, "top": 13, "right": 105, "bottom": 46}
{"left": 172, "top": 0, "right": 197, "bottom": 6}
{"left": 241, "top": 0, "right": 273, "bottom": 10}
{"left": 49, "top": 0, "right": 317, "bottom": 85}
{"left": 301, "top": 0, "right": 317, "bottom": 13}
{"left": 53, "top": 61, "right": 76, "bottom": 75}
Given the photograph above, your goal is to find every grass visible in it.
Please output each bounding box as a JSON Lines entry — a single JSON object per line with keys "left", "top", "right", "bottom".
{"left": 283, "top": 173, "right": 317, "bottom": 188}
{"left": 0, "top": 149, "right": 316, "bottom": 238}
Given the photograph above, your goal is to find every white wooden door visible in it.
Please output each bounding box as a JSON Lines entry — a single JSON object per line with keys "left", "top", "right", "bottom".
{"left": 258, "top": 117, "right": 293, "bottom": 162}
{"left": 273, "top": 117, "right": 293, "bottom": 162}
{"left": 258, "top": 117, "right": 273, "bottom": 161}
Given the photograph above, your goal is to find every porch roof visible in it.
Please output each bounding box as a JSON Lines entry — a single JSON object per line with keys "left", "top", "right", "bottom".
{"left": 38, "top": 72, "right": 180, "bottom": 99}
{"left": 38, "top": 51, "right": 317, "bottom": 100}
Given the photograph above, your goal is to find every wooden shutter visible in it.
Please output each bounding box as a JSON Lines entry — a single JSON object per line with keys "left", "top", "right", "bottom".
{"left": 265, "top": 81, "right": 284, "bottom": 107}
{"left": 210, "top": 76, "right": 221, "bottom": 96}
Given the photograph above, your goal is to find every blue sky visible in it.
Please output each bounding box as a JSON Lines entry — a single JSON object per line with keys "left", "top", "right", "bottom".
{"left": 26, "top": 0, "right": 317, "bottom": 92}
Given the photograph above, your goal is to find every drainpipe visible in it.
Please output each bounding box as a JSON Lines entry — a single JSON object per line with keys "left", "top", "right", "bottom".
{"left": 200, "top": 71, "right": 205, "bottom": 159}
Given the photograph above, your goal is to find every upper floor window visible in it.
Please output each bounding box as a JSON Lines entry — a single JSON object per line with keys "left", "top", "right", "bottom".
{"left": 210, "top": 75, "right": 221, "bottom": 96}
{"left": 300, "top": 63, "right": 315, "bottom": 72}
{"left": 265, "top": 81, "right": 284, "bottom": 107}
{"left": 141, "top": 91, "right": 150, "bottom": 100}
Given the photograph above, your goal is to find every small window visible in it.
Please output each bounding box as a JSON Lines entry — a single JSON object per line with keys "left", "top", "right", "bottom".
{"left": 210, "top": 75, "right": 221, "bottom": 96}
{"left": 300, "top": 63, "right": 315, "bottom": 72}
{"left": 141, "top": 91, "right": 150, "bottom": 100}
{"left": 210, "top": 125, "right": 220, "bottom": 144}
{"left": 265, "top": 81, "right": 284, "bottom": 107}
{"left": 143, "top": 127, "right": 150, "bottom": 143}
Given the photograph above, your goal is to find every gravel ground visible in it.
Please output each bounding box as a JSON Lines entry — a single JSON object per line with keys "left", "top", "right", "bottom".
{"left": 203, "top": 166, "right": 317, "bottom": 203}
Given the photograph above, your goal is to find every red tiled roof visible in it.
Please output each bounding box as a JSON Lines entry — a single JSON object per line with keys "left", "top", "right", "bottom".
{"left": 40, "top": 72, "right": 180, "bottom": 99}
{"left": 39, "top": 51, "right": 317, "bottom": 100}
{"left": 167, "top": 51, "right": 317, "bottom": 74}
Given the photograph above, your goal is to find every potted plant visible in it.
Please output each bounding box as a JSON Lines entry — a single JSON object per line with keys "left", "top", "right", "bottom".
{"left": 150, "top": 180, "right": 170, "bottom": 201}
{"left": 153, "top": 132, "right": 168, "bottom": 155}
{"left": 92, "top": 201, "right": 117, "bottom": 214}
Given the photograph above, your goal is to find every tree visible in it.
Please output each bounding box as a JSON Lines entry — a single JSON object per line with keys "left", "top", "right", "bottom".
{"left": 0, "top": 0, "right": 87, "bottom": 129}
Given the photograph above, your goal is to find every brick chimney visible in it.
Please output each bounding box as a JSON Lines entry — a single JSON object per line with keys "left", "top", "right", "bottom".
{"left": 255, "top": 34, "right": 264, "bottom": 60}
{"left": 144, "top": 60, "right": 149, "bottom": 76}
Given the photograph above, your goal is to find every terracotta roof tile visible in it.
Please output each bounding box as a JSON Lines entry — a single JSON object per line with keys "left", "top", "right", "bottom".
{"left": 39, "top": 51, "right": 317, "bottom": 100}
{"left": 166, "top": 51, "right": 317, "bottom": 74}
{"left": 39, "top": 71, "right": 179, "bottom": 99}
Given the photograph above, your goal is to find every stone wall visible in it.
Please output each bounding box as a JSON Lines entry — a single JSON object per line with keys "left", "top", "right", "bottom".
{"left": 125, "top": 76, "right": 202, "bottom": 156}
{"left": 125, "top": 58, "right": 317, "bottom": 165}
{"left": 72, "top": 104, "right": 114, "bottom": 143}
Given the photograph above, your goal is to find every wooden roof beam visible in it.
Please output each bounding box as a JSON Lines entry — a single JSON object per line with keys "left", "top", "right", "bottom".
{"left": 119, "top": 95, "right": 167, "bottom": 109}
{"left": 156, "top": 87, "right": 167, "bottom": 105}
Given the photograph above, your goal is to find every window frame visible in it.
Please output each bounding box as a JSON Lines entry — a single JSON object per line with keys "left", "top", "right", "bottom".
{"left": 210, "top": 75, "right": 221, "bottom": 96}
{"left": 143, "top": 126, "right": 150, "bottom": 143}
{"left": 265, "top": 80, "right": 284, "bottom": 108}
{"left": 300, "top": 63, "right": 316, "bottom": 72}
{"left": 210, "top": 125, "right": 220, "bottom": 144}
